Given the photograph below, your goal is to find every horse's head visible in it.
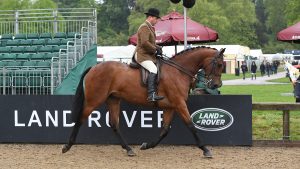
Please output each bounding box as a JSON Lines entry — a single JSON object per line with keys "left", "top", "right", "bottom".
{"left": 202, "top": 48, "right": 225, "bottom": 89}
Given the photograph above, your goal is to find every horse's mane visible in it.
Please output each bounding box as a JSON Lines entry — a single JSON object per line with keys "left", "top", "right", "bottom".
{"left": 171, "top": 46, "right": 218, "bottom": 59}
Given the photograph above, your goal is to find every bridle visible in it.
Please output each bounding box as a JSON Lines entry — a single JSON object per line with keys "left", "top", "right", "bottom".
{"left": 159, "top": 50, "right": 224, "bottom": 86}
{"left": 201, "top": 51, "right": 224, "bottom": 86}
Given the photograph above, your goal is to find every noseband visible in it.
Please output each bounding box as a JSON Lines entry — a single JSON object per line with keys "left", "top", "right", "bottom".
{"left": 202, "top": 50, "right": 224, "bottom": 86}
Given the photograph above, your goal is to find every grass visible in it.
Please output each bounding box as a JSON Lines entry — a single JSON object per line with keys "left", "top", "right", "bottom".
{"left": 220, "top": 84, "right": 300, "bottom": 140}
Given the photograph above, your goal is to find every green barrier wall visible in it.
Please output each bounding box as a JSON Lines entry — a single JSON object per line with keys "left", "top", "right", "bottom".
{"left": 54, "top": 44, "right": 97, "bottom": 95}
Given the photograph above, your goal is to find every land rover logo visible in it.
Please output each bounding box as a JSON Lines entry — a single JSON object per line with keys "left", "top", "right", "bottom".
{"left": 191, "top": 108, "right": 234, "bottom": 131}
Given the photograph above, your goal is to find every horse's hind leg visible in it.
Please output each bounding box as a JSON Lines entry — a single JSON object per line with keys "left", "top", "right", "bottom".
{"left": 62, "top": 105, "right": 95, "bottom": 153}
{"left": 62, "top": 122, "right": 82, "bottom": 153}
{"left": 106, "top": 96, "right": 135, "bottom": 156}
{"left": 176, "top": 102, "right": 212, "bottom": 158}
{"left": 140, "top": 109, "right": 174, "bottom": 150}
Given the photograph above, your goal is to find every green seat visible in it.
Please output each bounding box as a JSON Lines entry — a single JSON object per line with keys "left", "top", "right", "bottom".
{"left": 19, "top": 39, "right": 32, "bottom": 46}
{"left": 0, "top": 47, "right": 11, "bottom": 53}
{"left": 1, "top": 34, "right": 13, "bottom": 40}
{"left": 31, "top": 53, "right": 45, "bottom": 60}
{"left": 11, "top": 46, "right": 25, "bottom": 53}
{"left": 32, "top": 39, "right": 46, "bottom": 46}
{"left": 0, "top": 76, "right": 11, "bottom": 86}
{"left": 6, "top": 61, "right": 22, "bottom": 67}
{"left": 53, "top": 45, "right": 67, "bottom": 52}
{"left": 27, "top": 33, "right": 39, "bottom": 39}
{"left": 39, "top": 46, "right": 53, "bottom": 53}
{"left": 6, "top": 40, "right": 19, "bottom": 46}
{"left": 12, "top": 75, "right": 27, "bottom": 87}
{"left": 36, "top": 61, "right": 51, "bottom": 67}
{"left": 61, "top": 38, "right": 74, "bottom": 45}
{"left": 23, "top": 61, "right": 37, "bottom": 66}
{"left": 16, "top": 53, "right": 31, "bottom": 60}
{"left": 1, "top": 53, "right": 16, "bottom": 60}
{"left": 40, "top": 33, "right": 52, "bottom": 39}
{"left": 44, "top": 53, "right": 59, "bottom": 60}
{"left": 54, "top": 32, "right": 66, "bottom": 39}
{"left": 14, "top": 33, "right": 27, "bottom": 40}
{"left": 0, "top": 61, "right": 7, "bottom": 67}
{"left": 24, "top": 46, "right": 38, "bottom": 53}
{"left": 47, "top": 39, "right": 61, "bottom": 46}
{"left": 28, "top": 76, "right": 42, "bottom": 87}
{"left": 67, "top": 32, "right": 80, "bottom": 39}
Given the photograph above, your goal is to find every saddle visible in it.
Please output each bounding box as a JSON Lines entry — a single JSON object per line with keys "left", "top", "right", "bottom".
{"left": 129, "top": 56, "right": 161, "bottom": 86}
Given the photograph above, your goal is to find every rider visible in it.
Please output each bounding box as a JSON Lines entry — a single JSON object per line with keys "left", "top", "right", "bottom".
{"left": 135, "top": 8, "right": 164, "bottom": 102}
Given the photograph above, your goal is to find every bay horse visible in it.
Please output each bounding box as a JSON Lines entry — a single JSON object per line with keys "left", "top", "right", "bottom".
{"left": 62, "top": 46, "right": 225, "bottom": 158}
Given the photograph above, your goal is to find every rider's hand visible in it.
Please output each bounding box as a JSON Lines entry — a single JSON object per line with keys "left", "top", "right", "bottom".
{"left": 156, "top": 47, "right": 162, "bottom": 56}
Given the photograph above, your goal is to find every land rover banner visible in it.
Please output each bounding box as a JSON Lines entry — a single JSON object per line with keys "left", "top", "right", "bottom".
{"left": 0, "top": 95, "right": 252, "bottom": 145}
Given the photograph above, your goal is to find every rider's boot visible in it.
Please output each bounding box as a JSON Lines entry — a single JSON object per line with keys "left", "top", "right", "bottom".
{"left": 147, "top": 73, "right": 164, "bottom": 102}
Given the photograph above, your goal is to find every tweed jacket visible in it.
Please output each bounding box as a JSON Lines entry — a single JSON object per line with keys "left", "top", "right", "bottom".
{"left": 135, "top": 21, "right": 159, "bottom": 64}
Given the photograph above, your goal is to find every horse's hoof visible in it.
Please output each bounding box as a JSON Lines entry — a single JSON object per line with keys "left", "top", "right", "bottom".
{"left": 203, "top": 150, "right": 213, "bottom": 158}
{"left": 127, "top": 149, "right": 136, "bottom": 156}
{"left": 62, "top": 144, "right": 70, "bottom": 154}
{"left": 140, "top": 142, "right": 148, "bottom": 150}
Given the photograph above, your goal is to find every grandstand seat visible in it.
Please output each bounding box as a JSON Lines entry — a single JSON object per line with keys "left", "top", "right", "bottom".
{"left": 28, "top": 75, "right": 42, "bottom": 87}
{"left": 38, "top": 46, "right": 53, "bottom": 53}
{"left": 0, "top": 47, "right": 11, "bottom": 53}
{"left": 40, "top": 33, "right": 52, "bottom": 39}
{"left": 0, "top": 61, "right": 7, "bottom": 67}
{"left": 31, "top": 53, "right": 45, "bottom": 60}
{"left": 6, "top": 61, "right": 22, "bottom": 67}
{"left": 6, "top": 40, "right": 19, "bottom": 46}
{"left": 36, "top": 61, "right": 51, "bottom": 68}
{"left": 0, "top": 75, "right": 10, "bottom": 86}
{"left": 67, "top": 32, "right": 80, "bottom": 39}
{"left": 1, "top": 53, "right": 17, "bottom": 60}
{"left": 1, "top": 34, "right": 13, "bottom": 40}
{"left": 53, "top": 45, "right": 67, "bottom": 52}
{"left": 14, "top": 33, "right": 27, "bottom": 40}
{"left": 47, "top": 39, "right": 61, "bottom": 46}
{"left": 16, "top": 53, "right": 31, "bottom": 60}
{"left": 11, "top": 46, "right": 25, "bottom": 53}
{"left": 23, "top": 61, "right": 37, "bottom": 67}
{"left": 19, "top": 39, "right": 32, "bottom": 46}
{"left": 12, "top": 75, "right": 27, "bottom": 87}
{"left": 24, "top": 46, "right": 38, "bottom": 53}
{"left": 54, "top": 32, "right": 66, "bottom": 39}
{"left": 44, "top": 52, "right": 59, "bottom": 60}
{"left": 27, "top": 33, "right": 39, "bottom": 39}
{"left": 32, "top": 39, "right": 46, "bottom": 46}
{"left": 61, "top": 38, "right": 74, "bottom": 45}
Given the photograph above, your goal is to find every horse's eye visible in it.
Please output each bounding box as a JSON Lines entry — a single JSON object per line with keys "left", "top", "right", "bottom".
{"left": 218, "top": 64, "right": 223, "bottom": 68}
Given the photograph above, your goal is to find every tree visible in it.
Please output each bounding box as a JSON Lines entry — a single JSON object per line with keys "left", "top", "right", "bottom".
{"left": 31, "top": 0, "right": 57, "bottom": 9}
{"left": 97, "top": 0, "right": 131, "bottom": 45}
{"left": 128, "top": 0, "right": 170, "bottom": 36}
{"left": 0, "top": 0, "right": 32, "bottom": 10}
{"left": 285, "top": 0, "right": 300, "bottom": 25}
{"left": 254, "top": 0, "right": 268, "bottom": 46}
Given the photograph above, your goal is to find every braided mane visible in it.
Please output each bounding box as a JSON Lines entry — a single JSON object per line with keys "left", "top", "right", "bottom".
{"left": 171, "top": 46, "right": 218, "bottom": 59}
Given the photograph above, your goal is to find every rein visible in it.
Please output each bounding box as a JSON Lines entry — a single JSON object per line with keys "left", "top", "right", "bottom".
{"left": 159, "top": 54, "right": 199, "bottom": 80}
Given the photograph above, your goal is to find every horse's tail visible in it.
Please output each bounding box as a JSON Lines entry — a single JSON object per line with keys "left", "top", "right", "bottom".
{"left": 71, "top": 67, "right": 92, "bottom": 123}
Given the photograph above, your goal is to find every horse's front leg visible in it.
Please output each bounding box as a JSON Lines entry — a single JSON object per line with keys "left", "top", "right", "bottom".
{"left": 140, "top": 109, "right": 174, "bottom": 150}
{"left": 107, "top": 96, "right": 135, "bottom": 156}
{"left": 176, "top": 101, "right": 212, "bottom": 158}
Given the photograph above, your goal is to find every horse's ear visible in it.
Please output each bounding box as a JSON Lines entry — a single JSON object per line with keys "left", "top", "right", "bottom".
{"left": 219, "top": 48, "right": 226, "bottom": 56}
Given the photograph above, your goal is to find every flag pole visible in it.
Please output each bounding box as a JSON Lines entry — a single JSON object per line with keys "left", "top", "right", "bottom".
{"left": 184, "top": 7, "right": 187, "bottom": 49}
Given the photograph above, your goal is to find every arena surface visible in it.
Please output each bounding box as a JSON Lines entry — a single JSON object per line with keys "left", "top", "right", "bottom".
{"left": 0, "top": 144, "right": 299, "bottom": 169}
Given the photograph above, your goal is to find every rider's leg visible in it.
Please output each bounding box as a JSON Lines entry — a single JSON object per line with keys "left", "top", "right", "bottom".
{"left": 140, "top": 60, "right": 164, "bottom": 101}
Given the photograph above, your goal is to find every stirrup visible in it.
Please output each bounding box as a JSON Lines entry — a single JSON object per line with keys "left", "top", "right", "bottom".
{"left": 147, "top": 92, "right": 164, "bottom": 102}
